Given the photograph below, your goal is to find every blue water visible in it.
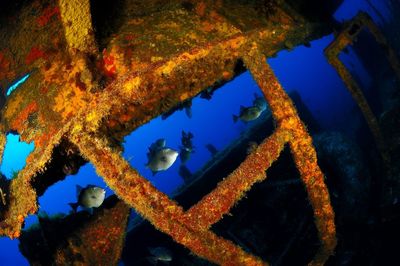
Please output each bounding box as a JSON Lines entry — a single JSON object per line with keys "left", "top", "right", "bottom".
{"left": 0, "top": 0, "right": 395, "bottom": 264}
{"left": 6, "top": 73, "right": 30, "bottom": 97}
{"left": 0, "top": 133, "right": 34, "bottom": 179}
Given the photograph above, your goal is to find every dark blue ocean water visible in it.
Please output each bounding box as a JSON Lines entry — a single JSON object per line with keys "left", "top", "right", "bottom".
{"left": 0, "top": 0, "right": 394, "bottom": 264}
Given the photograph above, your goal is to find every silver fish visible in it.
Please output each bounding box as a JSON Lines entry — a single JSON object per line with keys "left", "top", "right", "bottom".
{"left": 69, "top": 185, "right": 106, "bottom": 212}
{"left": 147, "top": 246, "right": 173, "bottom": 263}
{"left": 233, "top": 105, "right": 262, "bottom": 123}
{"left": 146, "top": 139, "right": 179, "bottom": 175}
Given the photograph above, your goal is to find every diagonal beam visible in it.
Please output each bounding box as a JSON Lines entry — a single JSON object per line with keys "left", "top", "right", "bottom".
{"left": 70, "top": 132, "right": 266, "bottom": 265}
{"left": 243, "top": 44, "right": 336, "bottom": 265}
{"left": 183, "top": 126, "right": 291, "bottom": 230}
{"left": 358, "top": 12, "right": 400, "bottom": 81}
{"left": 324, "top": 11, "right": 393, "bottom": 166}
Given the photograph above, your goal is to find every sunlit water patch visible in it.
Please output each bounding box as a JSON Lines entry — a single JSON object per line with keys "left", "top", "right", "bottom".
{"left": 0, "top": 133, "right": 34, "bottom": 179}
{"left": 6, "top": 73, "right": 30, "bottom": 97}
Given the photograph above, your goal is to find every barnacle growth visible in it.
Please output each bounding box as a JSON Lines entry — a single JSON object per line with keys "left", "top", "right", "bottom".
{"left": 1, "top": 0, "right": 396, "bottom": 264}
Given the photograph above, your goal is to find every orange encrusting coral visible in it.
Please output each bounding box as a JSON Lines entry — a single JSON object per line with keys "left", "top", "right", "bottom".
{"left": 0, "top": 0, "right": 343, "bottom": 264}
{"left": 0, "top": 51, "right": 15, "bottom": 86}
{"left": 243, "top": 44, "right": 337, "bottom": 265}
{"left": 54, "top": 198, "right": 130, "bottom": 265}
{"left": 58, "top": 0, "right": 97, "bottom": 54}
{"left": 25, "top": 47, "right": 46, "bottom": 65}
{"left": 36, "top": 6, "right": 60, "bottom": 27}
{"left": 11, "top": 101, "right": 38, "bottom": 130}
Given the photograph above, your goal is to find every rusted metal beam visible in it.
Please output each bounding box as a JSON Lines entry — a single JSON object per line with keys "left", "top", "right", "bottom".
{"left": 58, "top": 0, "right": 98, "bottom": 54}
{"left": 243, "top": 44, "right": 336, "bottom": 265}
{"left": 70, "top": 133, "right": 266, "bottom": 265}
{"left": 324, "top": 11, "right": 395, "bottom": 167}
{"left": 0, "top": 1, "right": 341, "bottom": 264}
{"left": 183, "top": 127, "right": 291, "bottom": 230}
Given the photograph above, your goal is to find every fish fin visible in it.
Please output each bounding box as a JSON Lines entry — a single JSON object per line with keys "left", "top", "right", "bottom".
{"left": 86, "top": 207, "right": 94, "bottom": 215}
{"left": 184, "top": 107, "right": 192, "bottom": 118}
{"left": 69, "top": 202, "right": 79, "bottom": 213}
{"left": 232, "top": 115, "right": 238, "bottom": 123}
{"left": 37, "top": 210, "right": 49, "bottom": 219}
{"left": 146, "top": 257, "right": 158, "bottom": 265}
{"left": 157, "top": 138, "right": 166, "bottom": 147}
{"left": 76, "top": 185, "right": 83, "bottom": 197}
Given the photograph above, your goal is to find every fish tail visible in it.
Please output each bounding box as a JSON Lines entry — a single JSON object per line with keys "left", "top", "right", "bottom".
{"left": 146, "top": 257, "right": 158, "bottom": 265}
{"left": 232, "top": 115, "right": 238, "bottom": 123}
{"left": 69, "top": 202, "right": 79, "bottom": 212}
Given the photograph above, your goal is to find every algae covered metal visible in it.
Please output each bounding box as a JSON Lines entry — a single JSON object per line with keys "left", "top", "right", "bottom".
{"left": 4, "top": 0, "right": 392, "bottom": 264}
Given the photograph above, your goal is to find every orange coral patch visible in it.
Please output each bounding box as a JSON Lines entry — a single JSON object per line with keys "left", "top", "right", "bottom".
{"left": 102, "top": 49, "right": 117, "bottom": 77}
{"left": 11, "top": 102, "right": 38, "bottom": 130}
{"left": 25, "top": 47, "right": 46, "bottom": 65}
{"left": 37, "top": 6, "right": 60, "bottom": 27}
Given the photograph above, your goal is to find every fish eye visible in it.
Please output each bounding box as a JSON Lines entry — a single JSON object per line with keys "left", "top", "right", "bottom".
{"left": 91, "top": 195, "right": 97, "bottom": 199}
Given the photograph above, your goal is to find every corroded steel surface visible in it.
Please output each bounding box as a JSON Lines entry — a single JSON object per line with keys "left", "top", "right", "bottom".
{"left": 325, "top": 12, "right": 400, "bottom": 168}
{"left": 0, "top": 0, "right": 342, "bottom": 264}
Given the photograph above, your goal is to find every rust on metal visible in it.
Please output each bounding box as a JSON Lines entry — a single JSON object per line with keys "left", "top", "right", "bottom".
{"left": 0, "top": 0, "right": 358, "bottom": 264}
{"left": 325, "top": 11, "right": 400, "bottom": 167}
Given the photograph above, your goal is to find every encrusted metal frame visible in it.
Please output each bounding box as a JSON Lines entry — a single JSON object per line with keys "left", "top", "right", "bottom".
{"left": 325, "top": 12, "right": 400, "bottom": 167}
{"left": 5, "top": 1, "right": 397, "bottom": 265}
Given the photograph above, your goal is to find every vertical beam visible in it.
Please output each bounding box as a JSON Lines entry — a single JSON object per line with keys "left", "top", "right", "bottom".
{"left": 360, "top": 12, "right": 400, "bottom": 81}
{"left": 324, "top": 11, "right": 393, "bottom": 167}
{"left": 327, "top": 55, "right": 390, "bottom": 166}
{"left": 243, "top": 43, "right": 336, "bottom": 265}
{"left": 58, "top": 0, "right": 97, "bottom": 54}
{"left": 0, "top": 130, "right": 5, "bottom": 167}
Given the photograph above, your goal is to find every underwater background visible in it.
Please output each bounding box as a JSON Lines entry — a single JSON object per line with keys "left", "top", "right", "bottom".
{"left": 0, "top": 0, "right": 399, "bottom": 265}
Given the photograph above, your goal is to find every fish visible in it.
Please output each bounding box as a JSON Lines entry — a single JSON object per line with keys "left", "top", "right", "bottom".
{"left": 246, "top": 141, "right": 258, "bottom": 155}
{"left": 181, "top": 131, "right": 194, "bottom": 148}
{"left": 184, "top": 100, "right": 192, "bottom": 119}
{"left": 146, "top": 139, "right": 179, "bottom": 175}
{"left": 180, "top": 147, "right": 192, "bottom": 164}
{"left": 69, "top": 185, "right": 106, "bottom": 212}
{"left": 205, "top": 143, "right": 218, "bottom": 156}
{"left": 253, "top": 93, "right": 267, "bottom": 112}
{"left": 200, "top": 87, "right": 214, "bottom": 100}
{"left": 232, "top": 105, "right": 262, "bottom": 123}
{"left": 147, "top": 246, "right": 173, "bottom": 264}
{"left": 161, "top": 99, "right": 192, "bottom": 120}
{"left": 180, "top": 131, "right": 194, "bottom": 164}
{"left": 149, "top": 138, "right": 167, "bottom": 154}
